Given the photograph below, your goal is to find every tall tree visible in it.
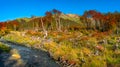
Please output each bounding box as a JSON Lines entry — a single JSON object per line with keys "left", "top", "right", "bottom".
{"left": 40, "top": 17, "right": 48, "bottom": 39}
{"left": 45, "top": 11, "right": 53, "bottom": 30}
{"left": 52, "top": 9, "right": 62, "bottom": 31}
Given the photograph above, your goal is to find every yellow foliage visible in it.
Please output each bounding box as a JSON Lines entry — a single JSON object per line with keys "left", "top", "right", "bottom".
{"left": 11, "top": 54, "right": 21, "bottom": 59}
{"left": 10, "top": 49, "right": 21, "bottom": 60}
{"left": 44, "top": 41, "right": 57, "bottom": 51}
{"left": 82, "top": 47, "right": 91, "bottom": 56}
{"left": 3, "top": 32, "right": 41, "bottom": 47}
{"left": 52, "top": 48, "right": 65, "bottom": 60}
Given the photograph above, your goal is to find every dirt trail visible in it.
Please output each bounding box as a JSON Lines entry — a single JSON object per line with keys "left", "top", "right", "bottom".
{"left": 0, "top": 39, "right": 60, "bottom": 67}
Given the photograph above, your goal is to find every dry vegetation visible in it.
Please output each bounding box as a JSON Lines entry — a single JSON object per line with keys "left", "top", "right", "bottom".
{"left": 0, "top": 9, "right": 120, "bottom": 67}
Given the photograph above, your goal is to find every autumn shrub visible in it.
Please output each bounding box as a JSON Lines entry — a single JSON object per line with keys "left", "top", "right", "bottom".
{"left": 108, "top": 37, "right": 116, "bottom": 45}
{"left": 43, "top": 41, "right": 80, "bottom": 65}
{"left": 0, "top": 29, "right": 10, "bottom": 37}
{"left": 26, "top": 30, "right": 43, "bottom": 37}
{"left": 82, "top": 47, "right": 91, "bottom": 56}
{"left": 80, "top": 29, "right": 90, "bottom": 35}
{"left": 82, "top": 56, "right": 106, "bottom": 67}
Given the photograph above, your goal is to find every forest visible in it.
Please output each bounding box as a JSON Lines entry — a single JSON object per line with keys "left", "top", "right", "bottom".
{"left": 0, "top": 9, "right": 120, "bottom": 67}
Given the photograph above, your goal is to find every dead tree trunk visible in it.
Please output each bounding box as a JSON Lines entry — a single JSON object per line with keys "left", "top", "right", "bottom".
{"left": 40, "top": 18, "right": 48, "bottom": 39}
{"left": 58, "top": 17, "right": 62, "bottom": 32}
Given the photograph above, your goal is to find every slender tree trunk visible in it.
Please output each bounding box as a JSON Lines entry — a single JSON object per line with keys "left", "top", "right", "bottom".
{"left": 41, "top": 18, "right": 48, "bottom": 39}
{"left": 13, "top": 25, "right": 16, "bottom": 31}
{"left": 58, "top": 17, "right": 62, "bottom": 32}
{"left": 41, "top": 18, "right": 45, "bottom": 31}
{"left": 86, "top": 19, "right": 89, "bottom": 30}
{"left": 55, "top": 18, "right": 58, "bottom": 31}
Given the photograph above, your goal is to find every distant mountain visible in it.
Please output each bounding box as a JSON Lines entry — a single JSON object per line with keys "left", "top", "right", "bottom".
{"left": 60, "top": 14, "right": 80, "bottom": 23}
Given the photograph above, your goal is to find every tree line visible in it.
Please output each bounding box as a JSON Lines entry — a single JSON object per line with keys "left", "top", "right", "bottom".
{"left": 0, "top": 9, "right": 120, "bottom": 34}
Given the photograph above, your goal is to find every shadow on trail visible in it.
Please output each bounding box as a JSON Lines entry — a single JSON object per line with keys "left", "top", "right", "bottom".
{"left": 0, "top": 39, "right": 60, "bottom": 67}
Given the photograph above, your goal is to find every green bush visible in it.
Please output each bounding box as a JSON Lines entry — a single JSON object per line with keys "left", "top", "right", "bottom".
{"left": 0, "top": 42, "right": 11, "bottom": 53}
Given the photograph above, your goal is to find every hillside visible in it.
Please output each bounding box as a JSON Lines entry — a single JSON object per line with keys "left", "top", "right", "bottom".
{"left": 0, "top": 9, "right": 120, "bottom": 67}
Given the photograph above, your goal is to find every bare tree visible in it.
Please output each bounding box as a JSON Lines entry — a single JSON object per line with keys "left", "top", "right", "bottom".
{"left": 40, "top": 17, "right": 48, "bottom": 39}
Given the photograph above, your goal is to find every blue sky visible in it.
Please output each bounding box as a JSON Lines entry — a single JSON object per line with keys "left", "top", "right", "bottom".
{"left": 0, "top": 0, "right": 120, "bottom": 22}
